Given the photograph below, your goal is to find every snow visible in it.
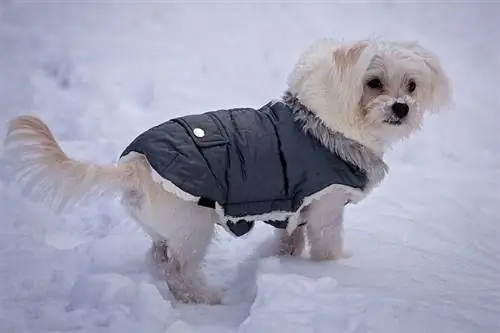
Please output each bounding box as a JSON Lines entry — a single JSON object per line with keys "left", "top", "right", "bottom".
{"left": 0, "top": 1, "right": 499, "bottom": 332}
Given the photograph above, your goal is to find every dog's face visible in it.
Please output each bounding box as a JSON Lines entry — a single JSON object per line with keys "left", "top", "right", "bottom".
{"left": 356, "top": 41, "right": 451, "bottom": 145}
{"left": 288, "top": 39, "right": 452, "bottom": 154}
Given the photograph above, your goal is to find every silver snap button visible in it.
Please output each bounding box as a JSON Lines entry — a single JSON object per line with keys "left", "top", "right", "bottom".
{"left": 193, "top": 128, "right": 205, "bottom": 138}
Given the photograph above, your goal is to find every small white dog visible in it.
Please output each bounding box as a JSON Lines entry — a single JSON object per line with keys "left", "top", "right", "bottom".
{"left": 2, "top": 38, "right": 451, "bottom": 304}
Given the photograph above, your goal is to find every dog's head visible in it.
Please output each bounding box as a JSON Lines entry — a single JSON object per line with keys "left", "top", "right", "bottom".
{"left": 287, "top": 38, "right": 452, "bottom": 155}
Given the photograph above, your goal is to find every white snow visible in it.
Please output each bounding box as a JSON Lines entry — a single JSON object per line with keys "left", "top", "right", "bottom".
{"left": 1, "top": 1, "right": 499, "bottom": 332}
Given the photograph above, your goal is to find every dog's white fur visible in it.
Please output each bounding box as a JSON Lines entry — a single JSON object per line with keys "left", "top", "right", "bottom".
{"left": 2, "top": 38, "right": 451, "bottom": 304}
{"left": 288, "top": 38, "right": 451, "bottom": 156}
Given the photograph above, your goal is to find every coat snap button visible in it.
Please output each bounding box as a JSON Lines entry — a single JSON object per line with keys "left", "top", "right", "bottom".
{"left": 193, "top": 128, "right": 205, "bottom": 138}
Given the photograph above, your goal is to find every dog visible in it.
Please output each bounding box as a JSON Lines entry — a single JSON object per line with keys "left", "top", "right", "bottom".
{"left": 2, "top": 38, "right": 451, "bottom": 304}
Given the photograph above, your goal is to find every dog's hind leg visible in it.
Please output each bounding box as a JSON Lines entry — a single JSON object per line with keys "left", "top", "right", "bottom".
{"left": 123, "top": 183, "right": 221, "bottom": 304}
{"left": 153, "top": 217, "right": 220, "bottom": 306}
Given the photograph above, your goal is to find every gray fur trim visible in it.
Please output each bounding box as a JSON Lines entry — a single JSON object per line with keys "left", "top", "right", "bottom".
{"left": 283, "top": 91, "right": 388, "bottom": 191}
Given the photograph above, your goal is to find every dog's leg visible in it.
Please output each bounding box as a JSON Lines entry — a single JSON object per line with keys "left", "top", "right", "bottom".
{"left": 148, "top": 235, "right": 222, "bottom": 304}
{"left": 124, "top": 185, "right": 221, "bottom": 304}
{"left": 275, "top": 226, "right": 305, "bottom": 257}
{"left": 305, "top": 190, "right": 348, "bottom": 261}
{"left": 161, "top": 214, "right": 220, "bottom": 305}
{"left": 152, "top": 215, "right": 219, "bottom": 305}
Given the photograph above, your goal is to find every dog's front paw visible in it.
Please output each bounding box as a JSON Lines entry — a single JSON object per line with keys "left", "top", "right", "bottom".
{"left": 275, "top": 228, "right": 305, "bottom": 257}
{"left": 276, "top": 241, "right": 301, "bottom": 257}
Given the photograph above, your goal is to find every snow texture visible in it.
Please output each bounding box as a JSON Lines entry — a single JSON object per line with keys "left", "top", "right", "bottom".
{"left": 0, "top": 1, "right": 499, "bottom": 333}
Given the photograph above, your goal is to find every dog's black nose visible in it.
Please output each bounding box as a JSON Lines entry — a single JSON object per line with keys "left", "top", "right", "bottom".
{"left": 392, "top": 102, "right": 409, "bottom": 118}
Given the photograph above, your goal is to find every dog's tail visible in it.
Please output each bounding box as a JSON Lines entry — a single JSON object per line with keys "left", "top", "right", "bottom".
{"left": 2, "top": 115, "right": 145, "bottom": 211}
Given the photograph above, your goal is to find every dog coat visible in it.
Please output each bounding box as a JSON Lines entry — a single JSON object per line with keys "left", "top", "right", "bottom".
{"left": 120, "top": 100, "right": 368, "bottom": 237}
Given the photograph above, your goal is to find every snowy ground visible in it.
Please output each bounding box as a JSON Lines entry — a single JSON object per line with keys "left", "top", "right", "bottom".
{"left": 0, "top": 1, "right": 499, "bottom": 332}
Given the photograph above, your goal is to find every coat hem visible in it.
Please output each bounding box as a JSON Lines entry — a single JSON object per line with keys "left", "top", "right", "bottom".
{"left": 119, "top": 151, "right": 366, "bottom": 237}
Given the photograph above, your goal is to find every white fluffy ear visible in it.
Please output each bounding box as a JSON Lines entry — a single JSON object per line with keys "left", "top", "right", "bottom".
{"left": 332, "top": 41, "right": 369, "bottom": 76}
{"left": 330, "top": 41, "right": 373, "bottom": 110}
{"left": 287, "top": 38, "right": 338, "bottom": 94}
{"left": 400, "top": 41, "right": 452, "bottom": 111}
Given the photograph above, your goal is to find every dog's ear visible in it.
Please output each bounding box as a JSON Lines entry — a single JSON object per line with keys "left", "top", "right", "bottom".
{"left": 287, "top": 38, "right": 338, "bottom": 94}
{"left": 332, "top": 41, "right": 368, "bottom": 75}
{"left": 400, "top": 41, "right": 452, "bottom": 111}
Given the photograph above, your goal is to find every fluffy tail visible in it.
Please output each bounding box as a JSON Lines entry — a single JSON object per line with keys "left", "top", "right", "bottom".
{"left": 2, "top": 115, "right": 142, "bottom": 211}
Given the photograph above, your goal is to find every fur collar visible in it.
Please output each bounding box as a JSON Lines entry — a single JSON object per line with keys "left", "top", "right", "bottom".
{"left": 282, "top": 91, "right": 388, "bottom": 191}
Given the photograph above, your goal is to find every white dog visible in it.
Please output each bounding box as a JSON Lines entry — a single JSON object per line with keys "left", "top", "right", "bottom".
{"left": 2, "top": 38, "right": 451, "bottom": 304}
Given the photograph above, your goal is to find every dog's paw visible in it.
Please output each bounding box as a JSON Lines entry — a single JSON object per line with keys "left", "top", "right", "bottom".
{"left": 263, "top": 240, "right": 302, "bottom": 258}
{"left": 278, "top": 244, "right": 304, "bottom": 257}
{"left": 276, "top": 242, "right": 296, "bottom": 256}
{"left": 167, "top": 271, "right": 224, "bottom": 305}
{"left": 270, "top": 228, "right": 305, "bottom": 257}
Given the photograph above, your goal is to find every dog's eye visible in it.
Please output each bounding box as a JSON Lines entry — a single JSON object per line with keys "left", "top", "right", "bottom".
{"left": 408, "top": 80, "right": 416, "bottom": 93}
{"left": 367, "top": 78, "right": 383, "bottom": 89}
